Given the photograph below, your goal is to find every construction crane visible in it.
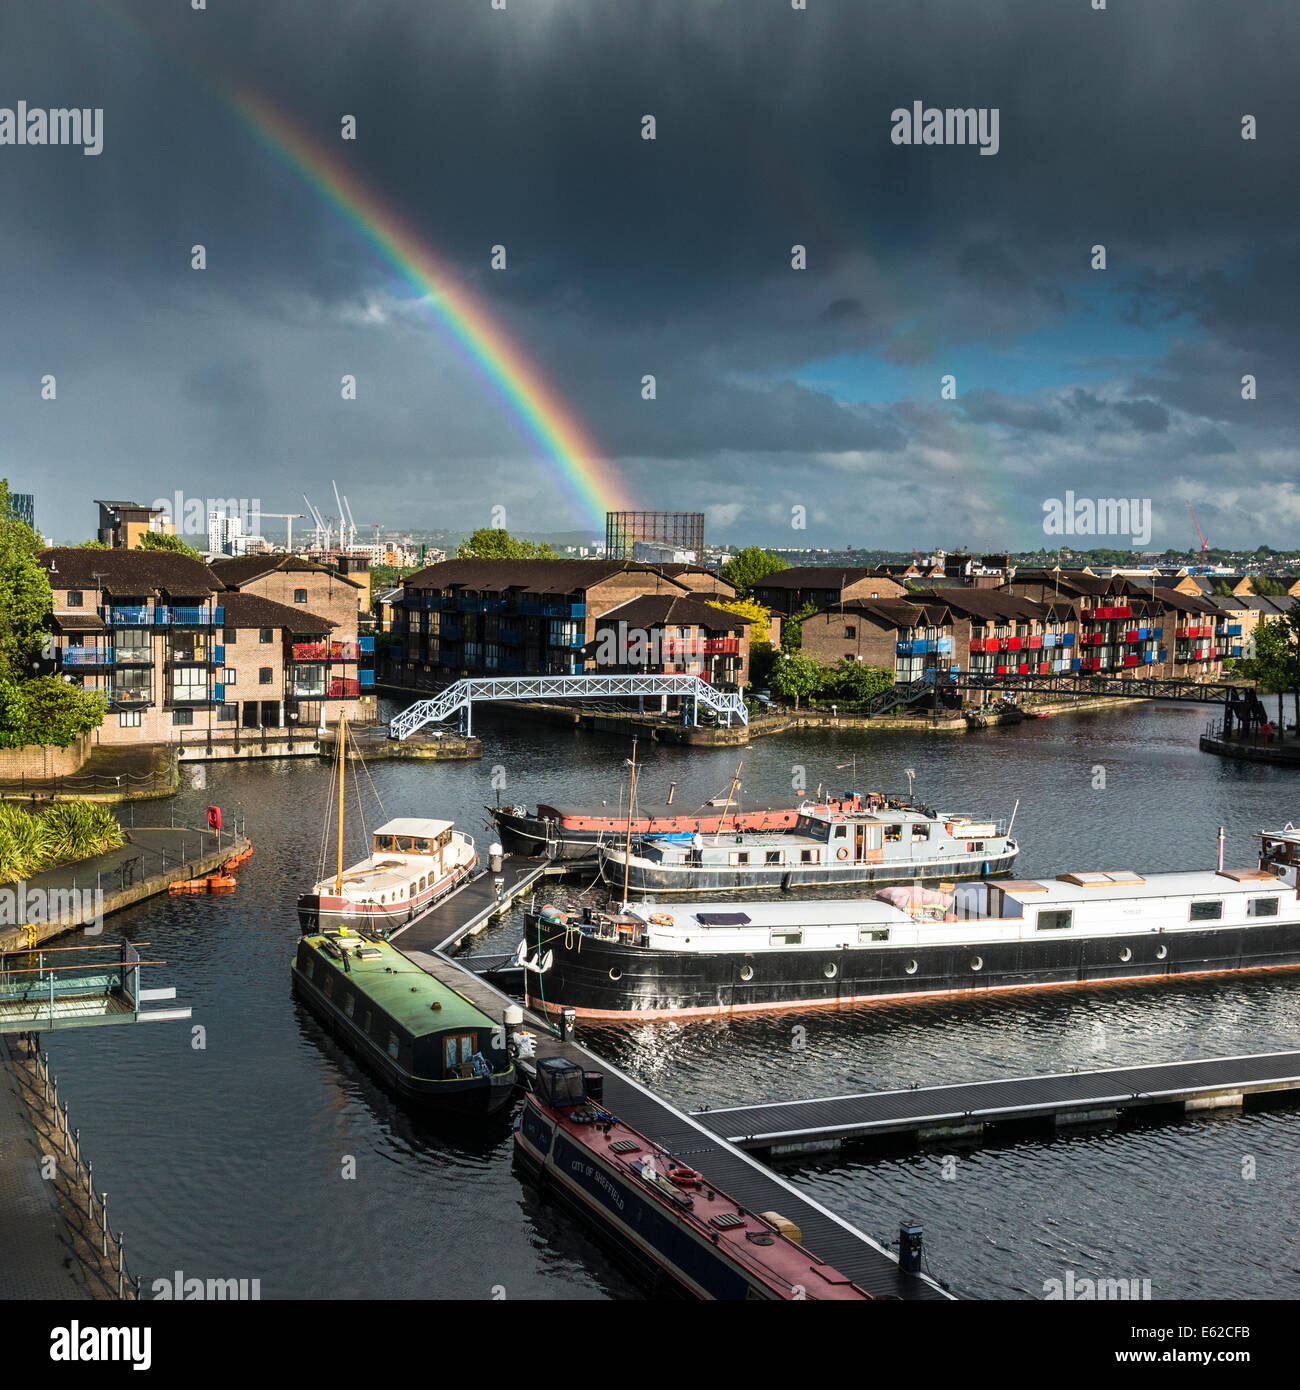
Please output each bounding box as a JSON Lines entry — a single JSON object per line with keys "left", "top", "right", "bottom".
{"left": 303, "top": 494, "right": 331, "bottom": 551}
{"left": 258, "top": 512, "right": 306, "bottom": 551}
{"left": 1186, "top": 500, "right": 1209, "bottom": 572}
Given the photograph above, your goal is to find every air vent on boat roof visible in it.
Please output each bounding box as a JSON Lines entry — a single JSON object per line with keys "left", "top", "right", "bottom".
{"left": 710, "top": 1213, "right": 745, "bottom": 1229}
{"left": 609, "top": 1139, "right": 641, "bottom": 1153}
{"left": 1056, "top": 871, "right": 1145, "bottom": 887}
{"left": 354, "top": 947, "right": 382, "bottom": 960}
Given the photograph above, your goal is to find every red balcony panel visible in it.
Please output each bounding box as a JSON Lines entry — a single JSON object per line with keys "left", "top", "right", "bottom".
{"left": 1028, "top": 635, "right": 1042, "bottom": 649}
{"left": 1124, "top": 653, "right": 1139, "bottom": 667}
{"left": 327, "top": 677, "right": 360, "bottom": 698}
{"left": 995, "top": 665, "right": 1008, "bottom": 675}
{"left": 1038, "top": 661, "right": 1050, "bottom": 674}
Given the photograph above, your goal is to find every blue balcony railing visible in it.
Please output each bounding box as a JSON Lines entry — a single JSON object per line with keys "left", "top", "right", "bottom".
{"left": 159, "top": 605, "right": 223, "bottom": 627}
{"left": 440, "top": 623, "right": 463, "bottom": 639}
{"left": 213, "top": 683, "right": 224, "bottom": 701}
{"left": 358, "top": 634, "right": 374, "bottom": 653}
{"left": 60, "top": 647, "right": 114, "bottom": 667}
{"left": 105, "top": 605, "right": 154, "bottom": 626}
{"left": 498, "top": 625, "right": 523, "bottom": 645}
{"left": 358, "top": 669, "right": 374, "bottom": 688}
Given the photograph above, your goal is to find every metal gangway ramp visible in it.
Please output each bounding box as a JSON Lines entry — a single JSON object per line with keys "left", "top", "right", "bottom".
{"left": 389, "top": 674, "right": 748, "bottom": 739}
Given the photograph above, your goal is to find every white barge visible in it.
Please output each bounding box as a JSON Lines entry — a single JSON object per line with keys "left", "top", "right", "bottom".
{"left": 525, "top": 827, "right": 1300, "bottom": 1018}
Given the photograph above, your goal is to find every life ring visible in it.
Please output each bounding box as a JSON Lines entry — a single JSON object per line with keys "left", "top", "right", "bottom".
{"left": 836, "top": 847, "right": 849, "bottom": 861}
{"left": 668, "top": 1164, "right": 701, "bottom": 1186}
{"left": 649, "top": 912, "right": 674, "bottom": 926}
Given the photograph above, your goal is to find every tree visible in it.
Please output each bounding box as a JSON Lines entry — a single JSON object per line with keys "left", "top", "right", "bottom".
{"left": 455, "top": 528, "right": 556, "bottom": 560}
{"left": 769, "top": 651, "right": 823, "bottom": 709}
{"left": 780, "top": 600, "right": 819, "bottom": 653}
{"left": 135, "top": 531, "right": 202, "bottom": 560}
{"left": 0, "top": 478, "right": 52, "bottom": 684}
{"left": 707, "top": 598, "right": 772, "bottom": 650}
{"left": 828, "top": 659, "right": 892, "bottom": 703}
{"left": 1241, "top": 617, "right": 1298, "bottom": 739}
{"left": 720, "top": 546, "right": 787, "bottom": 596}
{"left": 0, "top": 677, "right": 107, "bottom": 749}
{"left": 77, "top": 539, "right": 109, "bottom": 549}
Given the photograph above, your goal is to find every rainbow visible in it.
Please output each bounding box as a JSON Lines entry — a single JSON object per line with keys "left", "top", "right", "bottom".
{"left": 230, "top": 89, "right": 634, "bottom": 527}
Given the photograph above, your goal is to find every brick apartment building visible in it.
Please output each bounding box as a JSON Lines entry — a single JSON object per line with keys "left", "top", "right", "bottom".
{"left": 391, "top": 558, "right": 748, "bottom": 687}
{"left": 592, "top": 594, "right": 751, "bottom": 686}
{"left": 751, "top": 566, "right": 907, "bottom": 622}
{"left": 39, "top": 548, "right": 372, "bottom": 745}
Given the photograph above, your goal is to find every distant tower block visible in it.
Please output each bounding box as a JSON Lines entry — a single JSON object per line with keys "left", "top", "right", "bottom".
{"left": 605, "top": 511, "right": 704, "bottom": 564}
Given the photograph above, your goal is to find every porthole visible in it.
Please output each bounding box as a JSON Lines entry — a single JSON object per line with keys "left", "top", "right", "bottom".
{"left": 823, "top": 962, "right": 837, "bottom": 979}
{"left": 740, "top": 964, "right": 754, "bottom": 982}
{"left": 608, "top": 968, "right": 622, "bottom": 981}
{"left": 1156, "top": 944, "right": 1167, "bottom": 960}
{"left": 971, "top": 956, "right": 984, "bottom": 972}
{"left": 1119, "top": 947, "right": 1132, "bottom": 963}
{"left": 905, "top": 960, "right": 918, "bottom": 975}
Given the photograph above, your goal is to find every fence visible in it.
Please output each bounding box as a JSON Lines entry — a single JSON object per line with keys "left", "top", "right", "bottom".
{"left": 20, "top": 1044, "right": 143, "bottom": 1299}
{"left": 0, "top": 767, "right": 174, "bottom": 799}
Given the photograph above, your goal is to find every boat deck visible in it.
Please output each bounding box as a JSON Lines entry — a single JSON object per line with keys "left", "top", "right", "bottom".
{"left": 691, "top": 1051, "right": 1300, "bottom": 1154}
{"left": 392, "top": 878, "right": 952, "bottom": 1301}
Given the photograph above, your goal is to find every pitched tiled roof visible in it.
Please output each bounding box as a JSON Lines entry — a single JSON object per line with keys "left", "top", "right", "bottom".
{"left": 38, "top": 547, "right": 218, "bottom": 595}
{"left": 752, "top": 566, "right": 896, "bottom": 590}
{"left": 220, "top": 591, "right": 335, "bottom": 634}
{"left": 209, "top": 555, "right": 363, "bottom": 589}
{"left": 912, "top": 588, "right": 1048, "bottom": 621}
{"left": 401, "top": 558, "right": 690, "bottom": 595}
{"left": 596, "top": 594, "right": 752, "bottom": 629}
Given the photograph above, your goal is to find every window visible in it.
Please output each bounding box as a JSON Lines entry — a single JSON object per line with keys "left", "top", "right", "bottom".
{"left": 729, "top": 851, "right": 750, "bottom": 865}
{"left": 119, "top": 711, "right": 142, "bottom": 728}
{"left": 1248, "top": 897, "right": 1280, "bottom": 917}
{"left": 884, "top": 825, "right": 902, "bottom": 842}
{"left": 387, "top": 1032, "right": 400, "bottom": 1059}
{"left": 294, "top": 588, "right": 308, "bottom": 604}
{"left": 344, "top": 994, "right": 355, "bottom": 1018}
{"left": 224, "top": 628, "right": 236, "bottom": 646}
{"left": 259, "top": 667, "right": 272, "bottom": 685}
{"left": 858, "top": 928, "right": 890, "bottom": 944}
{"left": 259, "top": 627, "right": 273, "bottom": 644}
{"left": 770, "top": 928, "right": 803, "bottom": 946}
{"left": 223, "top": 668, "right": 236, "bottom": 685}
{"left": 1037, "top": 909, "right": 1073, "bottom": 931}
{"left": 363, "top": 1011, "right": 372, "bottom": 1035}
{"left": 217, "top": 704, "right": 237, "bottom": 722}
{"left": 1189, "top": 900, "right": 1223, "bottom": 922}
{"left": 911, "top": 824, "right": 930, "bottom": 840}
{"left": 800, "top": 849, "right": 818, "bottom": 863}
{"left": 66, "top": 590, "right": 83, "bottom": 607}
{"left": 170, "top": 666, "right": 207, "bottom": 701}
{"left": 443, "top": 1033, "right": 477, "bottom": 1072}
{"left": 172, "top": 709, "right": 194, "bottom": 726}
{"left": 765, "top": 850, "right": 782, "bottom": 865}
{"left": 844, "top": 625, "right": 856, "bottom": 638}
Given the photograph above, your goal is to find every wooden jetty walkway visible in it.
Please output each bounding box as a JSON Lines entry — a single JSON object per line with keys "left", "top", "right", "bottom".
{"left": 691, "top": 1051, "right": 1300, "bottom": 1156}
{"left": 391, "top": 865, "right": 953, "bottom": 1301}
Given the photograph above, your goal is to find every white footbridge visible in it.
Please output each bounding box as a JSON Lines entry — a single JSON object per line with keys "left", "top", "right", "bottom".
{"left": 388, "top": 674, "right": 748, "bottom": 739}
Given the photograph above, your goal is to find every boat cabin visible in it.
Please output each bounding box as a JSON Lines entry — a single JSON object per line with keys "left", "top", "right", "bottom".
{"left": 372, "top": 817, "right": 455, "bottom": 856}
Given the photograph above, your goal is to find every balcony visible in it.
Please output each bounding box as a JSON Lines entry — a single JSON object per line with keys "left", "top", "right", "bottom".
{"left": 1083, "top": 605, "right": 1132, "bottom": 620}
{"left": 498, "top": 625, "right": 524, "bottom": 645}
{"left": 358, "top": 634, "right": 374, "bottom": 654}
{"left": 108, "top": 687, "right": 151, "bottom": 709}
{"left": 104, "top": 605, "right": 155, "bottom": 626}
{"left": 438, "top": 623, "right": 463, "bottom": 640}
{"left": 403, "top": 594, "right": 448, "bottom": 611}
{"left": 1175, "top": 625, "right": 1212, "bottom": 640}
{"left": 326, "top": 677, "right": 360, "bottom": 699}
{"left": 158, "top": 606, "right": 223, "bottom": 627}
{"left": 358, "top": 669, "right": 374, "bottom": 688}
{"left": 291, "top": 640, "right": 364, "bottom": 661}
{"left": 704, "top": 637, "right": 742, "bottom": 655}
{"left": 1027, "top": 635, "right": 1042, "bottom": 650}
{"left": 60, "top": 647, "right": 114, "bottom": 668}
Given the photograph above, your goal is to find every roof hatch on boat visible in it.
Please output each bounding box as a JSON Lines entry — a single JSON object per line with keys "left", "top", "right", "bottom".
{"left": 1056, "top": 870, "right": 1145, "bottom": 886}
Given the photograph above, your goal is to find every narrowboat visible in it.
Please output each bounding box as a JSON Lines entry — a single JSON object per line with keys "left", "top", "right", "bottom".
{"left": 599, "top": 804, "right": 1018, "bottom": 895}
{"left": 524, "top": 827, "right": 1300, "bottom": 1018}
{"left": 489, "top": 791, "right": 874, "bottom": 861}
{"left": 291, "top": 928, "right": 516, "bottom": 1114}
{"left": 513, "top": 1057, "right": 872, "bottom": 1300}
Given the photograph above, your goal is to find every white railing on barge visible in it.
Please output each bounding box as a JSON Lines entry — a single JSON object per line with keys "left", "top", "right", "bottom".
{"left": 388, "top": 674, "right": 748, "bottom": 740}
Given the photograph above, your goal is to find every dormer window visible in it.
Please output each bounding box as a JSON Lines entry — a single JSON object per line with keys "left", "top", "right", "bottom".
{"left": 66, "top": 590, "right": 83, "bottom": 608}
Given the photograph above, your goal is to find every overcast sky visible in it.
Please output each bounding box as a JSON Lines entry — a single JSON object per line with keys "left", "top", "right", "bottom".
{"left": 1, "top": 0, "right": 1295, "bottom": 551}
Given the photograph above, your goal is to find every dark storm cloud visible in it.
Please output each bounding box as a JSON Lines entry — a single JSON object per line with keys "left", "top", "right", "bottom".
{"left": 0, "top": 0, "right": 1295, "bottom": 545}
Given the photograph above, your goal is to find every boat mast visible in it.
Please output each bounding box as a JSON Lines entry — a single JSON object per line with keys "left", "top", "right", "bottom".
{"left": 715, "top": 761, "right": 743, "bottom": 841}
{"left": 334, "top": 714, "right": 347, "bottom": 896}
{"left": 622, "top": 737, "right": 638, "bottom": 907}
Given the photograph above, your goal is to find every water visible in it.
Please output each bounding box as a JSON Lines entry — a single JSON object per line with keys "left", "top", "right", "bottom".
{"left": 38, "top": 703, "right": 1300, "bottom": 1299}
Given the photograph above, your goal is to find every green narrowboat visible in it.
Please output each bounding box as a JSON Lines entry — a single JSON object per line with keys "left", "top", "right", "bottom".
{"left": 291, "top": 929, "right": 516, "bottom": 1115}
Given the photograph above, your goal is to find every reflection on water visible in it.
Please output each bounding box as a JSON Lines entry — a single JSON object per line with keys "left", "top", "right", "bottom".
{"left": 40, "top": 703, "right": 1300, "bottom": 1298}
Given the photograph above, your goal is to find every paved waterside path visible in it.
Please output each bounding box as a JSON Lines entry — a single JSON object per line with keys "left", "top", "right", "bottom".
{"left": 0, "top": 825, "right": 250, "bottom": 952}
{"left": 0, "top": 1040, "right": 90, "bottom": 1299}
